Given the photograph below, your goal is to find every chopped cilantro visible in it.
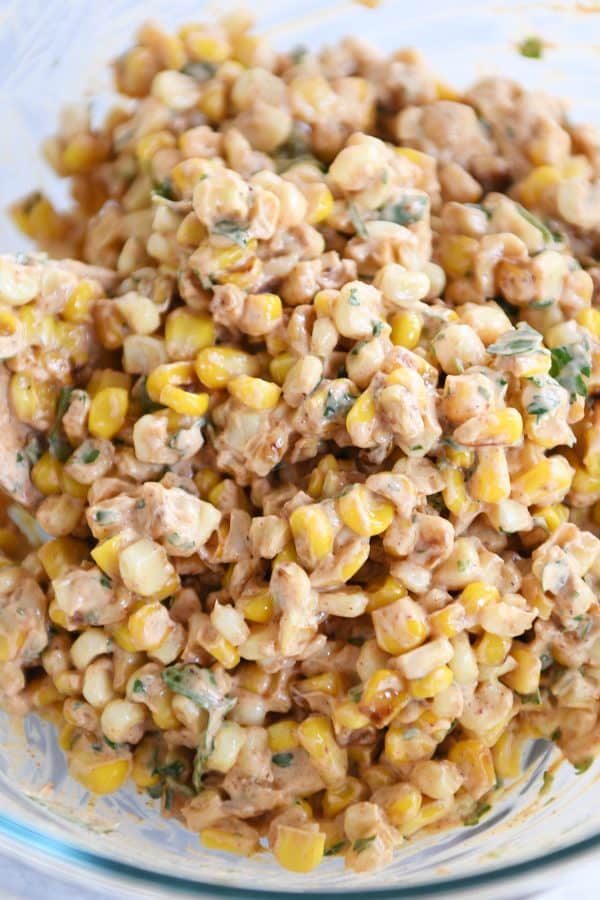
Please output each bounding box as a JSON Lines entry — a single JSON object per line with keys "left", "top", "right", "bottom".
{"left": 82, "top": 448, "right": 100, "bottom": 464}
{"left": 93, "top": 509, "right": 117, "bottom": 524}
{"left": 212, "top": 219, "right": 250, "bottom": 248}
{"left": 48, "top": 387, "right": 74, "bottom": 462}
{"left": 348, "top": 287, "right": 361, "bottom": 307}
{"left": 550, "top": 343, "right": 591, "bottom": 400}
{"left": 348, "top": 685, "right": 363, "bottom": 703}
{"left": 181, "top": 61, "right": 217, "bottom": 80}
{"left": 574, "top": 758, "right": 593, "bottom": 775}
{"left": 353, "top": 835, "right": 376, "bottom": 853}
{"left": 290, "top": 45, "right": 308, "bottom": 64}
{"left": 347, "top": 635, "right": 366, "bottom": 646}
{"left": 526, "top": 394, "right": 560, "bottom": 420}
{"left": 132, "top": 678, "right": 146, "bottom": 695}
{"left": 348, "top": 202, "right": 368, "bottom": 239}
{"left": 381, "top": 194, "right": 427, "bottom": 226}
{"left": 99, "top": 574, "right": 112, "bottom": 589}
{"left": 153, "top": 178, "right": 175, "bottom": 200}
{"left": 324, "top": 840, "right": 348, "bottom": 857}
{"left": 487, "top": 322, "right": 543, "bottom": 356}
{"left": 372, "top": 320, "right": 385, "bottom": 336}
{"left": 135, "top": 499, "right": 146, "bottom": 509}
{"left": 323, "top": 389, "right": 357, "bottom": 419}
{"left": 515, "top": 203, "right": 553, "bottom": 243}
{"left": 551, "top": 727, "right": 562, "bottom": 742}
{"left": 518, "top": 36, "right": 543, "bottom": 59}
{"left": 464, "top": 801, "right": 491, "bottom": 827}
{"left": 540, "top": 770, "right": 554, "bottom": 796}
{"left": 272, "top": 752, "right": 294, "bottom": 768}
{"left": 153, "top": 760, "right": 185, "bottom": 779}
{"left": 520, "top": 690, "right": 542, "bottom": 705}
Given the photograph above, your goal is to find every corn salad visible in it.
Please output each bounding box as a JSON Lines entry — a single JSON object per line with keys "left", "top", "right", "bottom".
{"left": 3, "top": 12, "right": 600, "bottom": 875}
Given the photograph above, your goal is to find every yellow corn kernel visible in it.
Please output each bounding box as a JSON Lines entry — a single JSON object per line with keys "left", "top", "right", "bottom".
{"left": 200, "top": 825, "right": 258, "bottom": 858}
{"left": 313, "top": 290, "right": 334, "bottom": 317}
{"left": 227, "top": 374, "right": 281, "bottom": 410}
{"left": 384, "top": 783, "right": 423, "bottom": 827}
{"left": 446, "top": 443, "right": 474, "bottom": 469}
{"left": 481, "top": 408, "right": 523, "bottom": 444}
{"left": 307, "top": 184, "right": 334, "bottom": 225}
{"left": 517, "top": 165, "right": 561, "bottom": 207}
{"left": 339, "top": 542, "right": 370, "bottom": 583}
{"left": 48, "top": 601, "right": 68, "bottom": 628}
{"left": 240, "top": 589, "right": 274, "bottom": 624}
{"left": 11, "top": 192, "right": 65, "bottom": 241}
{"left": 410, "top": 665, "right": 454, "bottom": 700}
{"left": 131, "top": 737, "right": 161, "bottom": 789}
{"left": 59, "top": 723, "right": 77, "bottom": 752}
{"left": 146, "top": 361, "right": 194, "bottom": 403}
{"left": 459, "top": 582, "right": 499, "bottom": 618}
{"left": 572, "top": 463, "right": 600, "bottom": 496}
{"left": 273, "top": 543, "right": 298, "bottom": 567}
{"left": 269, "top": 352, "right": 296, "bottom": 386}
{"left": 10, "top": 373, "right": 58, "bottom": 428}
{"left": 469, "top": 448, "right": 511, "bottom": 504}
{"left": 183, "top": 29, "right": 230, "bottom": 63}
{"left": 62, "top": 280, "right": 97, "bottom": 323}
{"left": 533, "top": 503, "right": 568, "bottom": 532}
{"left": 384, "top": 727, "right": 435, "bottom": 766}
{"left": 31, "top": 452, "right": 63, "bottom": 496}
{"left": 448, "top": 738, "right": 496, "bottom": 794}
{"left": 475, "top": 632, "right": 511, "bottom": 666}
{"left": 372, "top": 597, "right": 429, "bottom": 655}
{"left": 267, "top": 719, "right": 299, "bottom": 752}
{"left": 429, "top": 602, "right": 465, "bottom": 638}
{"left": 576, "top": 306, "right": 600, "bottom": 340}
{"left": 322, "top": 777, "right": 364, "bottom": 817}
{"left": 61, "top": 471, "right": 89, "bottom": 499}
{"left": 307, "top": 454, "right": 339, "bottom": 500}
{"left": 198, "top": 80, "right": 227, "bottom": 122}
{"left": 149, "top": 570, "right": 181, "bottom": 604}
{"left": 73, "top": 757, "right": 130, "bottom": 794}
{"left": 362, "top": 764, "right": 395, "bottom": 792}
{"left": 127, "top": 602, "right": 173, "bottom": 652}
{"left": 164, "top": 308, "right": 215, "bottom": 359}
{"left": 61, "top": 134, "right": 109, "bottom": 174}
{"left": 151, "top": 694, "right": 179, "bottom": 731}
{"left": 245, "top": 292, "right": 282, "bottom": 332}
{"left": 194, "top": 467, "right": 221, "bottom": 498}
{"left": 337, "top": 485, "right": 394, "bottom": 537}
{"left": 88, "top": 387, "right": 129, "bottom": 440}
{"left": 90, "top": 534, "right": 123, "bottom": 580}
{"left": 135, "top": 130, "right": 176, "bottom": 166}
{"left": 289, "top": 505, "right": 334, "bottom": 563}
{"left": 38, "top": 537, "right": 88, "bottom": 580}
{"left": 492, "top": 730, "right": 523, "bottom": 780}
{"left": 359, "top": 669, "right": 409, "bottom": 727}
{"left": 443, "top": 467, "right": 478, "bottom": 516}
{"left": 297, "top": 715, "right": 347, "bottom": 786}
{"left": 435, "top": 80, "right": 461, "bottom": 101}
{"left": 195, "top": 346, "right": 260, "bottom": 389}
{"left": 512, "top": 457, "right": 574, "bottom": 506}
{"left": 111, "top": 623, "right": 138, "bottom": 653}
{"left": 160, "top": 384, "right": 209, "bottom": 416}
{"left": 502, "top": 643, "right": 541, "bottom": 695}
{"left": 366, "top": 575, "right": 406, "bottom": 612}
{"left": 200, "top": 631, "right": 240, "bottom": 669}
{"left": 332, "top": 700, "right": 371, "bottom": 732}
{"left": 273, "top": 825, "right": 325, "bottom": 873}
{"left": 390, "top": 310, "right": 422, "bottom": 349}
{"left": 346, "top": 389, "right": 375, "bottom": 432}
{"left": 440, "top": 235, "right": 479, "bottom": 279}
{"left": 87, "top": 369, "right": 131, "bottom": 398}
{"left": 401, "top": 799, "right": 450, "bottom": 837}
{"left": 298, "top": 671, "right": 344, "bottom": 697}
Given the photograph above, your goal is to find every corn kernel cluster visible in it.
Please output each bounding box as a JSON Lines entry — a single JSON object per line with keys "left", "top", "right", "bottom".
{"left": 2, "top": 11, "right": 600, "bottom": 876}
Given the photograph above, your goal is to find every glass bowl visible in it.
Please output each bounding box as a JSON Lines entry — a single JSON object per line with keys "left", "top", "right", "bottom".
{"left": 1, "top": 0, "right": 600, "bottom": 896}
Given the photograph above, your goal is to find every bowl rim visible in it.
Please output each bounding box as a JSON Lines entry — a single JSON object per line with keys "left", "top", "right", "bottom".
{"left": 0, "top": 805, "right": 599, "bottom": 897}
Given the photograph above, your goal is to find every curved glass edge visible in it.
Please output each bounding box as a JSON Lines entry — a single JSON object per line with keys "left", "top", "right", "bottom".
{"left": 0, "top": 807, "right": 597, "bottom": 898}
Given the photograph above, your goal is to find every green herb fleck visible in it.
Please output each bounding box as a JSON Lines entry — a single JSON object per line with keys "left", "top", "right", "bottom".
{"left": 290, "top": 45, "right": 308, "bottom": 64}
{"left": 457, "top": 559, "right": 469, "bottom": 572}
{"left": 348, "top": 287, "right": 361, "bottom": 307}
{"left": 132, "top": 679, "right": 146, "bottom": 695}
{"left": 83, "top": 448, "right": 100, "bottom": 464}
{"left": 551, "top": 727, "right": 562, "bottom": 742}
{"left": 93, "top": 509, "right": 117, "bottom": 525}
{"left": 48, "top": 387, "right": 74, "bottom": 462}
{"left": 272, "top": 752, "right": 294, "bottom": 768}
{"left": 348, "top": 685, "right": 363, "bottom": 703}
{"left": 382, "top": 194, "right": 428, "bottom": 226}
{"left": 372, "top": 320, "right": 385, "bottom": 336}
{"left": 574, "top": 758, "right": 593, "bottom": 775}
{"left": 540, "top": 770, "right": 554, "bottom": 796}
{"left": 353, "top": 835, "right": 376, "bottom": 854}
{"left": 518, "top": 36, "right": 543, "bottom": 59}
{"left": 324, "top": 840, "right": 348, "bottom": 857}
{"left": 526, "top": 394, "right": 560, "bottom": 420}
{"left": 402, "top": 727, "right": 420, "bottom": 740}
{"left": 135, "top": 499, "right": 146, "bottom": 509}
{"left": 550, "top": 343, "right": 591, "bottom": 400}
{"left": 153, "top": 178, "right": 175, "bottom": 200}
{"left": 212, "top": 219, "right": 250, "bottom": 248}
{"left": 153, "top": 760, "right": 185, "bottom": 779}
{"left": 348, "top": 202, "right": 368, "bottom": 239}
{"left": 347, "top": 636, "right": 365, "bottom": 647}
{"left": 520, "top": 690, "right": 542, "bottom": 705}
{"left": 487, "top": 322, "right": 544, "bottom": 357}
{"left": 464, "top": 802, "right": 492, "bottom": 827}
{"left": 323, "top": 389, "right": 357, "bottom": 419}
{"left": 181, "top": 61, "right": 217, "bottom": 80}
{"left": 99, "top": 574, "right": 112, "bottom": 589}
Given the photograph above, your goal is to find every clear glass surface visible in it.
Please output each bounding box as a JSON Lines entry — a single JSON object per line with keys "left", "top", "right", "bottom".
{"left": 1, "top": 0, "right": 600, "bottom": 896}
